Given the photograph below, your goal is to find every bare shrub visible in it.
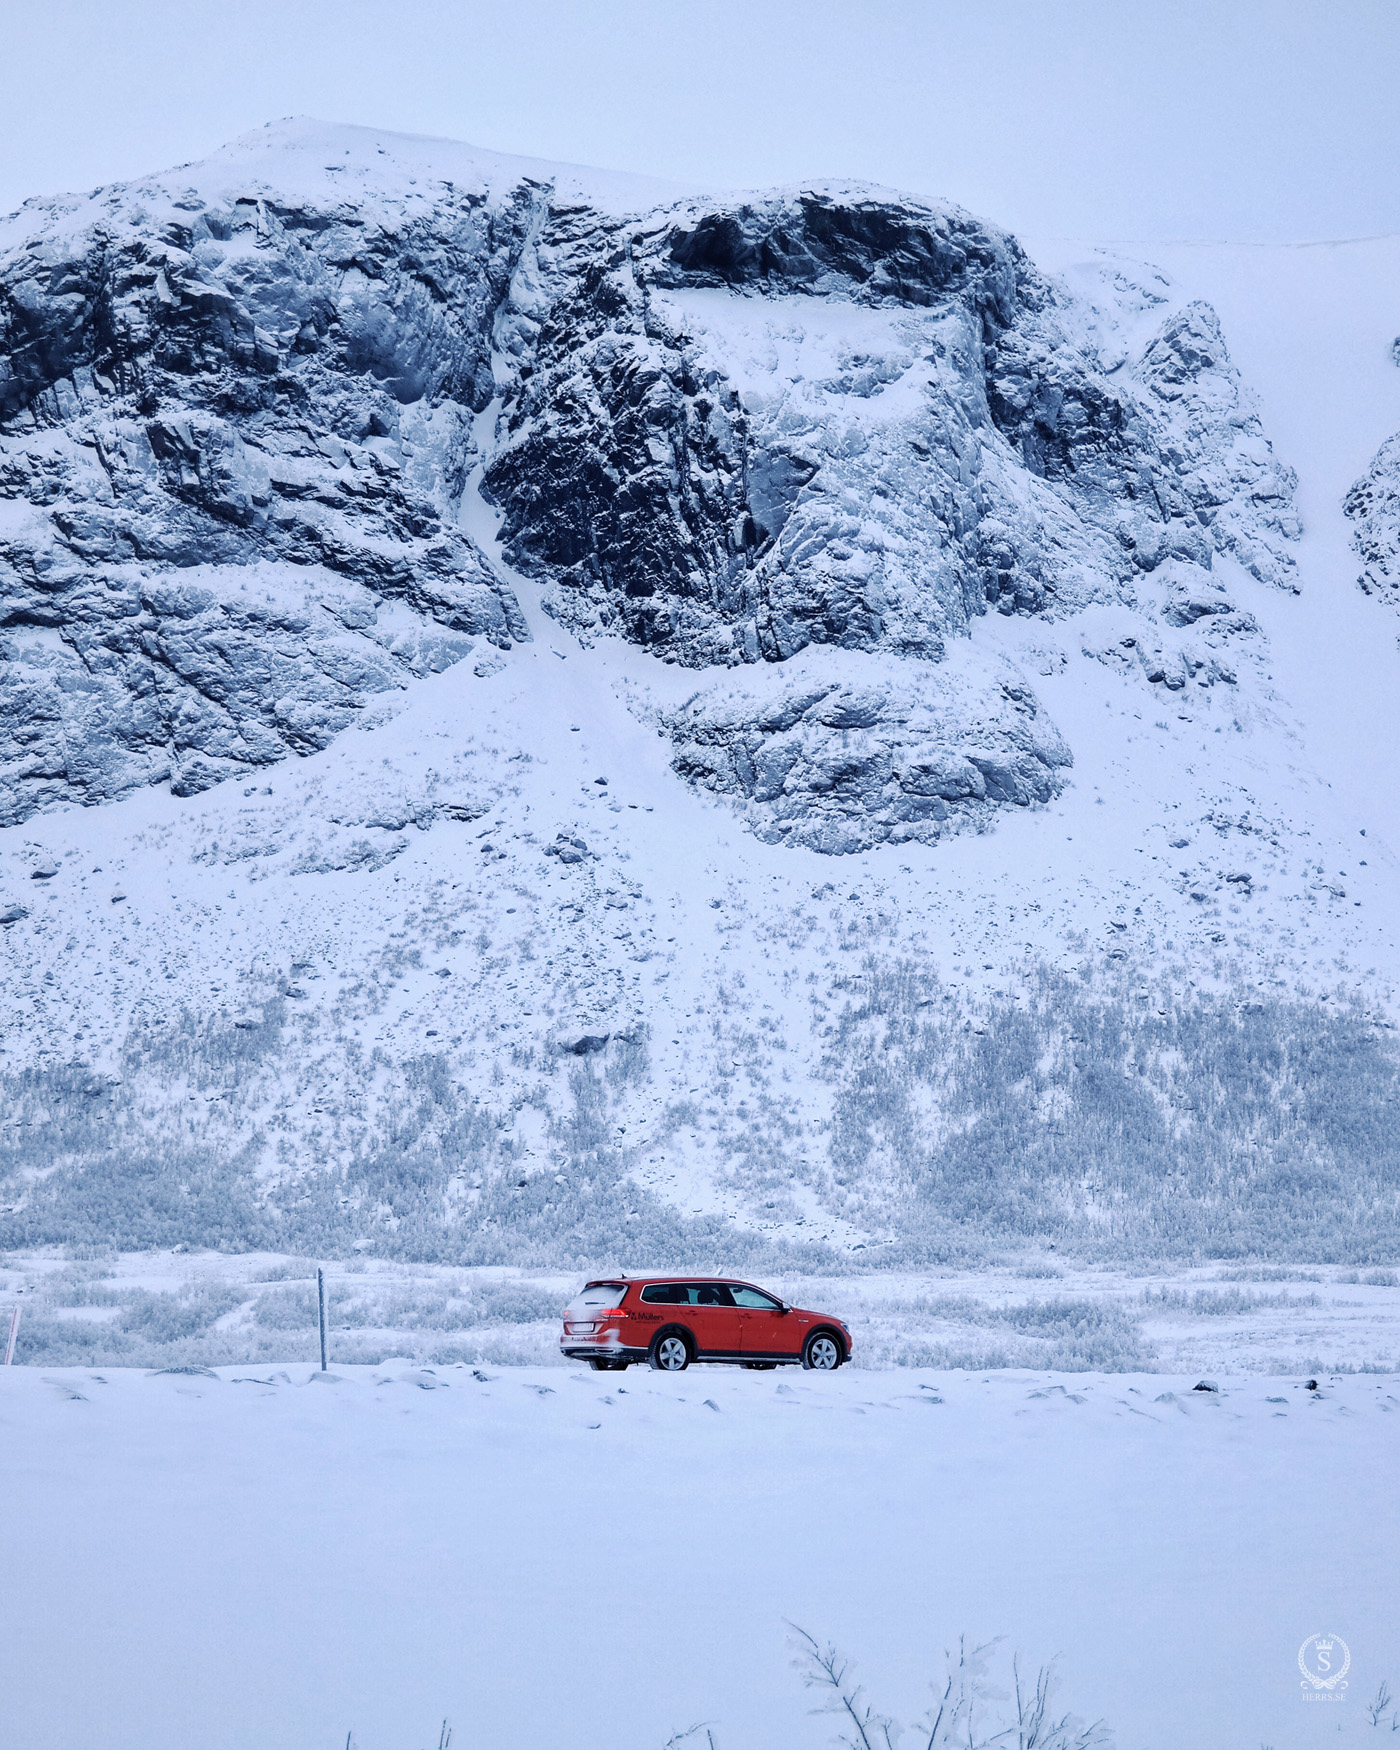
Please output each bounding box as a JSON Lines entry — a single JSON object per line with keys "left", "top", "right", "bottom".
{"left": 787, "top": 1623, "right": 1111, "bottom": 1750}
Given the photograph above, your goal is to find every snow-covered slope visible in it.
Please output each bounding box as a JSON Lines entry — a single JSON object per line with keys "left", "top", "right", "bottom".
{"left": 2, "top": 123, "right": 1399, "bottom": 1265}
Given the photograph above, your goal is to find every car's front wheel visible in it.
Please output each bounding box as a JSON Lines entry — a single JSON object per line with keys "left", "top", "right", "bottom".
{"left": 649, "top": 1330, "right": 691, "bottom": 1372}
{"left": 801, "top": 1331, "right": 843, "bottom": 1371}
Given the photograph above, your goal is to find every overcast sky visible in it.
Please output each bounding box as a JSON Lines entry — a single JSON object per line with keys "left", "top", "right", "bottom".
{"left": 1, "top": 1, "right": 1397, "bottom": 242}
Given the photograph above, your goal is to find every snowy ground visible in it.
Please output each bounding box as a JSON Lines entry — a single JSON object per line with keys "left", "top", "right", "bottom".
{"left": 1, "top": 1356, "right": 1395, "bottom": 1750}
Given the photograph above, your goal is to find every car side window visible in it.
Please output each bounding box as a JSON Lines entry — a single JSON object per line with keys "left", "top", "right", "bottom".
{"left": 639, "top": 1283, "right": 741, "bottom": 1306}
{"left": 729, "top": 1285, "right": 782, "bottom": 1309}
{"left": 694, "top": 1284, "right": 735, "bottom": 1307}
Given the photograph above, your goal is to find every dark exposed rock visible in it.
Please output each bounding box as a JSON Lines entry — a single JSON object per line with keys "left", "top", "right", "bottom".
{"left": 561, "top": 1032, "right": 609, "bottom": 1055}
{"left": 544, "top": 832, "right": 589, "bottom": 864}
{"left": 484, "top": 194, "right": 1296, "bottom": 670}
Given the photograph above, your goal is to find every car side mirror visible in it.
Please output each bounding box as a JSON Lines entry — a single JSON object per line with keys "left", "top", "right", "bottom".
{"left": 779, "top": 1302, "right": 791, "bottom": 1313}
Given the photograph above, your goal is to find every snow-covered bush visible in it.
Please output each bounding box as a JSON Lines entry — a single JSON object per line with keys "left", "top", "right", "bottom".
{"left": 3, "top": 960, "right": 1400, "bottom": 1272}
{"left": 847, "top": 1293, "right": 1154, "bottom": 1372}
{"left": 787, "top": 1624, "right": 1111, "bottom": 1750}
{"left": 818, "top": 962, "right": 1400, "bottom": 1265}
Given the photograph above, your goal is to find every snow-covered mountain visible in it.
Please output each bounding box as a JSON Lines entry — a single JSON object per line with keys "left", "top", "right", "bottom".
{"left": 2, "top": 119, "right": 1399, "bottom": 1265}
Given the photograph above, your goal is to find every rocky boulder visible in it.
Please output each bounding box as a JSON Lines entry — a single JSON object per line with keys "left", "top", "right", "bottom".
{"left": 663, "top": 649, "right": 1072, "bottom": 853}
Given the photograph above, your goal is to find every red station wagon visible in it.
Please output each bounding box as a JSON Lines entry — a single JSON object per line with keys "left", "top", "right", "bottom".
{"left": 560, "top": 1276, "right": 852, "bottom": 1372}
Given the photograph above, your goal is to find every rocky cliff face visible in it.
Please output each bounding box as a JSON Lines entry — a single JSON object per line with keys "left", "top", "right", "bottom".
{"left": 0, "top": 133, "right": 539, "bottom": 821}
{"left": 485, "top": 190, "right": 1298, "bottom": 667}
{"left": 0, "top": 121, "right": 1298, "bottom": 846}
{"left": 1346, "top": 431, "right": 1400, "bottom": 604}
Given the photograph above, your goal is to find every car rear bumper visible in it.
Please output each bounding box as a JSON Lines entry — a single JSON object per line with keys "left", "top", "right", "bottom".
{"left": 559, "top": 1337, "right": 649, "bottom": 1362}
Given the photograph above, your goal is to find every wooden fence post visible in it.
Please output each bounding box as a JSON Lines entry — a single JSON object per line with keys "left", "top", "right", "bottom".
{"left": 317, "top": 1267, "right": 328, "bottom": 1372}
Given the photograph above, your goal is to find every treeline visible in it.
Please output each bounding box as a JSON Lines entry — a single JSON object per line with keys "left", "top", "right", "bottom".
{"left": 3, "top": 961, "right": 1399, "bottom": 1268}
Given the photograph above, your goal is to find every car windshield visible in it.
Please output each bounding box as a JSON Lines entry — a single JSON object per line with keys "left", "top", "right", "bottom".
{"left": 729, "top": 1285, "right": 782, "bottom": 1309}
{"left": 566, "top": 1283, "right": 627, "bottom": 1313}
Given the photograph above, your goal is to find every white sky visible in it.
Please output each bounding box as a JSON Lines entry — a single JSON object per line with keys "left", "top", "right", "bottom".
{"left": 1, "top": 0, "right": 1398, "bottom": 243}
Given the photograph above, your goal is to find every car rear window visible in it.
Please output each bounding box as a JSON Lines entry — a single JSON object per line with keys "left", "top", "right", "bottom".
{"left": 566, "top": 1283, "right": 627, "bottom": 1313}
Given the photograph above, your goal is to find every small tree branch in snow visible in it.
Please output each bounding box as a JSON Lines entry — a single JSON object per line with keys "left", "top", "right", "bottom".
{"left": 1011, "top": 1655, "right": 1109, "bottom": 1750}
{"left": 788, "top": 1622, "right": 901, "bottom": 1750}
{"left": 915, "top": 1634, "right": 1002, "bottom": 1750}
{"left": 788, "top": 1625, "right": 1111, "bottom": 1750}
{"left": 661, "top": 1723, "right": 717, "bottom": 1749}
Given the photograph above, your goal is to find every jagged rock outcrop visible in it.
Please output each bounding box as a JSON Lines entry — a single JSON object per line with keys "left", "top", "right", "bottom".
{"left": 0, "top": 120, "right": 1299, "bottom": 841}
{"left": 0, "top": 127, "right": 532, "bottom": 819}
{"left": 485, "top": 192, "right": 1298, "bottom": 668}
{"left": 664, "top": 650, "right": 1072, "bottom": 852}
{"left": 0, "top": 561, "right": 498, "bottom": 817}
{"left": 1345, "top": 430, "right": 1400, "bottom": 603}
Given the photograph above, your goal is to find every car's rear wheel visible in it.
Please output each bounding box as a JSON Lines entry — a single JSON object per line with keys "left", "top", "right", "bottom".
{"left": 649, "top": 1330, "right": 691, "bottom": 1371}
{"left": 588, "top": 1358, "right": 629, "bottom": 1371}
{"left": 801, "top": 1331, "right": 843, "bottom": 1371}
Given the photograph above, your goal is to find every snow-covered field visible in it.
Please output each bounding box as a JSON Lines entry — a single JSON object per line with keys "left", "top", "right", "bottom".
{"left": 6, "top": 1249, "right": 1399, "bottom": 1376}
{"left": 2, "top": 1354, "right": 1396, "bottom": 1750}
{"left": 6, "top": 1239, "right": 1397, "bottom": 1746}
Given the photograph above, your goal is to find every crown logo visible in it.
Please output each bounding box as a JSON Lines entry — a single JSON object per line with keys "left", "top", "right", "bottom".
{"left": 1299, "top": 1632, "right": 1350, "bottom": 1691}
